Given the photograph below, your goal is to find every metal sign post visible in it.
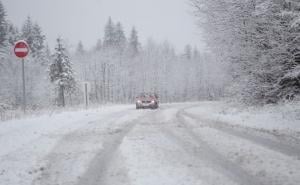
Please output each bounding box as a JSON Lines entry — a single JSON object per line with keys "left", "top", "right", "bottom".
{"left": 85, "top": 83, "right": 88, "bottom": 109}
{"left": 14, "top": 40, "right": 29, "bottom": 114}
{"left": 82, "top": 82, "right": 90, "bottom": 109}
{"left": 21, "top": 58, "right": 26, "bottom": 113}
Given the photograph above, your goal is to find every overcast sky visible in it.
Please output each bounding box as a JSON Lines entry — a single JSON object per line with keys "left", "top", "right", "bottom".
{"left": 2, "top": 0, "right": 204, "bottom": 52}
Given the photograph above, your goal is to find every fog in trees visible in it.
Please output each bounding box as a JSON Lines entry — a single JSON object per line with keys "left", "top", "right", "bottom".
{"left": 1, "top": 0, "right": 299, "bottom": 116}
{"left": 0, "top": 4, "right": 224, "bottom": 113}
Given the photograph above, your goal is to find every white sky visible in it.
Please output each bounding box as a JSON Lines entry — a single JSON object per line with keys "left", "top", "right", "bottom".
{"left": 2, "top": 0, "right": 204, "bottom": 52}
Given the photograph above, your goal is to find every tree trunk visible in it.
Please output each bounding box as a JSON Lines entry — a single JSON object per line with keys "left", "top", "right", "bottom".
{"left": 59, "top": 85, "right": 65, "bottom": 107}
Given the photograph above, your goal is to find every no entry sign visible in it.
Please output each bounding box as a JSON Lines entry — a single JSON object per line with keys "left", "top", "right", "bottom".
{"left": 14, "top": 40, "right": 29, "bottom": 58}
{"left": 14, "top": 40, "right": 29, "bottom": 113}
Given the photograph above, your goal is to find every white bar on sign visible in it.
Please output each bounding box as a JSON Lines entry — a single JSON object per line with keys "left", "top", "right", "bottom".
{"left": 15, "top": 48, "right": 28, "bottom": 52}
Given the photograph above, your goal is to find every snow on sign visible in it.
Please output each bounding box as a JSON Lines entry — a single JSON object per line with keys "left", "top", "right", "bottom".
{"left": 14, "top": 40, "right": 29, "bottom": 58}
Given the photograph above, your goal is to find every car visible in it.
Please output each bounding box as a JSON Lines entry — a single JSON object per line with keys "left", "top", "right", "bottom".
{"left": 136, "top": 93, "right": 159, "bottom": 109}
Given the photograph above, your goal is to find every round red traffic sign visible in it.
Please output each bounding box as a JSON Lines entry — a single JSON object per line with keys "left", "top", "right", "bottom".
{"left": 14, "top": 40, "right": 29, "bottom": 58}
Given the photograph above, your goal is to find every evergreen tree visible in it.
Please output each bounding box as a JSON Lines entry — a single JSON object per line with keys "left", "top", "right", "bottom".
{"left": 128, "top": 27, "right": 139, "bottom": 57}
{"left": 42, "top": 44, "right": 51, "bottom": 65}
{"left": 32, "top": 23, "right": 46, "bottom": 58}
{"left": 6, "top": 23, "right": 19, "bottom": 46}
{"left": 95, "top": 39, "right": 102, "bottom": 51}
{"left": 184, "top": 44, "right": 192, "bottom": 60}
{"left": 76, "top": 41, "right": 85, "bottom": 55}
{"left": 21, "top": 17, "right": 34, "bottom": 49}
{"left": 49, "top": 38, "right": 76, "bottom": 107}
{"left": 0, "top": 0, "right": 6, "bottom": 48}
{"left": 274, "top": 0, "right": 300, "bottom": 100}
{"left": 191, "top": 0, "right": 300, "bottom": 104}
{"left": 103, "top": 17, "right": 115, "bottom": 49}
{"left": 21, "top": 17, "right": 46, "bottom": 58}
{"left": 114, "top": 22, "right": 126, "bottom": 50}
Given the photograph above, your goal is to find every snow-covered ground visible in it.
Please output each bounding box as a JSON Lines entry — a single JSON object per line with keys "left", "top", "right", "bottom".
{"left": 185, "top": 101, "right": 300, "bottom": 140}
{"left": 0, "top": 105, "right": 142, "bottom": 185}
{"left": 0, "top": 102, "right": 299, "bottom": 185}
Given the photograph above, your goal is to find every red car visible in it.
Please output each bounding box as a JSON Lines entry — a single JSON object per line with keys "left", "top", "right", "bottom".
{"left": 136, "top": 93, "right": 159, "bottom": 109}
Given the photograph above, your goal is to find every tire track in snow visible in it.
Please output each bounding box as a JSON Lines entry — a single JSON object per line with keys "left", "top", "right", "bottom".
{"left": 73, "top": 112, "right": 144, "bottom": 185}
{"left": 158, "top": 109, "right": 264, "bottom": 185}
{"left": 181, "top": 110, "right": 300, "bottom": 158}
{"left": 178, "top": 111, "right": 300, "bottom": 185}
{"left": 33, "top": 109, "right": 144, "bottom": 185}
{"left": 148, "top": 106, "right": 262, "bottom": 185}
{"left": 0, "top": 107, "right": 132, "bottom": 160}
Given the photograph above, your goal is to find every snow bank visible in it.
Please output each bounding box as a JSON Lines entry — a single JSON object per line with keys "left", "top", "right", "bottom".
{"left": 186, "top": 101, "right": 300, "bottom": 133}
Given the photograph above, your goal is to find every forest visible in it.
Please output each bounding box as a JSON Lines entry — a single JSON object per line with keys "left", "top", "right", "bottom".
{"left": 191, "top": 0, "right": 300, "bottom": 104}
{"left": 0, "top": 0, "right": 300, "bottom": 117}
{"left": 0, "top": 1, "right": 225, "bottom": 115}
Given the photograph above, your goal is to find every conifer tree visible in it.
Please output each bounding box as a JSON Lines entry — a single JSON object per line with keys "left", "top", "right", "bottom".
{"left": 76, "top": 41, "right": 85, "bottom": 56}
{"left": 190, "top": 0, "right": 300, "bottom": 103}
{"left": 21, "top": 17, "right": 45, "bottom": 59}
{"left": 32, "top": 23, "right": 46, "bottom": 58}
{"left": 114, "top": 22, "right": 126, "bottom": 50}
{"left": 0, "top": 1, "right": 6, "bottom": 48}
{"left": 95, "top": 39, "right": 102, "bottom": 51}
{"left": 274, "top": 0, "right": 300, "bottom": 100}
{"left": 128, "top": 27, "right": 139, "bottom": 57}
{"left": 103, "top": 17, "right": 115, "bottom": 49}
{"left": 49, "top": 38, "right": 76, "bottom": 107}
{"left": 21, "top": 17, "right": 34, "bottom": 49}
{"left": 184, "top": 45, "right": 192, "bottom": 60}
{"left": 7, "top": 23, "right": 19, "bottom": 46}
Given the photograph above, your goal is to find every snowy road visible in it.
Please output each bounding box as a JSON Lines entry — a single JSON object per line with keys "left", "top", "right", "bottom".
{"left": 1, "top": 103, "right": 300, "bottom": 185}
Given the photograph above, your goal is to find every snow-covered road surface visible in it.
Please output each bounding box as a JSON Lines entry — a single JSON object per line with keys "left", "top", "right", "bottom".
{"left": 0, "top": 102, "right": 300, "bottom": 185}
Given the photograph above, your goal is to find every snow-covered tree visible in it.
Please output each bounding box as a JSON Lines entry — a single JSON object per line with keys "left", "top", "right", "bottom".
{"left": 0, "top": 1, "right": 6, "bottom": 48}
{"left": 184, "top": 44, "right": 192, "bottom": 60}
{"left": 50, "top": 38, "right": 76, "bottom": 107}
{"left": 128, "top": 27, "right": 140, "bottom": 57}
{"left": 273, "top": 0, "right": 300, "bottom": 101}
{"left": 94, "top": 39, "right": 102, "bottom": 51}
{"left": 20, "top": 17, "right": 50, "bottom": 108}
{"left": 190, "top": 0, "right": 300, "bottom": 104}
{"left": 6, "top": 23, "right": 19, "bottom": 46}
{"left": 21, "top": 17, "right": 46, "bottom": 59}
{"left": 114, "top": 22, "right": 127, "bottom": 51}
{"left": 75, "top": 41, "right": 85, "bottom": 55}
{"left": 70, "top": 17, "right": 224, "bottom": 104}
{"left": 31, "top": 23, "right": 46, "bottom": 58}
{"left": 103, "top": 17, "right": 115, "bottom": 49}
